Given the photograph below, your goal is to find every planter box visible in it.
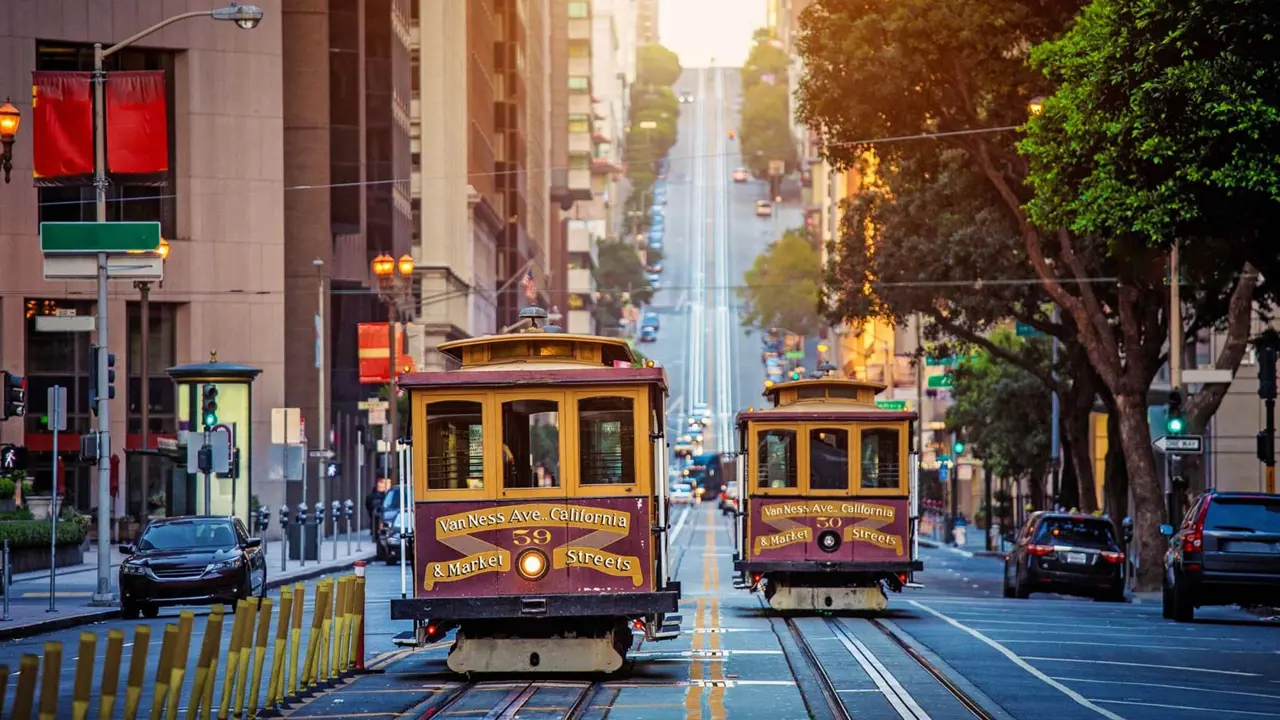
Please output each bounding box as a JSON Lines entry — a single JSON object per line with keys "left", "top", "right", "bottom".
{"left": 1, "top": 543, "right": 85, "bottom": 589}
{"left": 26, "top": 496, "right": 53, "bottom": 520}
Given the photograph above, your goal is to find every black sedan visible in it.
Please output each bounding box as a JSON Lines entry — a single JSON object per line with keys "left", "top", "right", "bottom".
{"left": 1003, "top": 512, "right": 1126, "bottom": 601}
{"left": 119, "top": 516, "right": 267, "bottom": 618}
{"left": 379, "top": 509, "right": 415, "bottom": 565}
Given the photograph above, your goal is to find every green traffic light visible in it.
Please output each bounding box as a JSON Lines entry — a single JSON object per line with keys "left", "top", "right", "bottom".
{"left": 1167, "top": 416, "right": 1184, "bottom": 433}
{"left": 204, "top": 412, "right": 218, "bottom": 427}
{"left": 953, "top": 442, "right": 966, "bottom": 454}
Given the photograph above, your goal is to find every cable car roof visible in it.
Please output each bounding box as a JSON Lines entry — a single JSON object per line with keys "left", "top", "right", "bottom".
{"left": 738, "top": 377, "right": 917, "bottom": 423}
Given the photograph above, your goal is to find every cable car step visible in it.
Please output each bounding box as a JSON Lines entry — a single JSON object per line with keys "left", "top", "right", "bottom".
{"left": 905, "top": 582, "right": 925, "bottom": 589}
{"left": 732, "top": 579, "right": 750, "bottom": 589}
{"left": 392, "top": 631, "right": 418, "bottom": 647}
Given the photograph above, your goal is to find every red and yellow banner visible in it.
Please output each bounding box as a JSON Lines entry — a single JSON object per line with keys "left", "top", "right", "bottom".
{"left": 358, "top": 322, "right": 416, "bottom": 384}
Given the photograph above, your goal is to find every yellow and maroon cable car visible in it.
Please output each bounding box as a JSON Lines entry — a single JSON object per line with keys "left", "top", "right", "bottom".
{"left": 388, "top": 309, "right": 681, "bottom": 674}
{"left": 733, "top": 376, "right": 923, "bottom": 612}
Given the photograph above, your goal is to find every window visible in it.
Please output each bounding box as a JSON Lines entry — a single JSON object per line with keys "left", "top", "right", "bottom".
{"left": 579, "top": 397, "right": 635, "bottom": 485}
{"left": 36, "top": 43, "right": 178, "bottom": 239}
{"left": 809, "top": 428, "right": 849, "bottom": 491}
{"left": 568, "top": 1, "right": 589, "bottom": 18}
{"left": 568, "top": 114, "right": 591, "bottom": 133}
{"left": 502, "top": 399, "right": 561, "bottom": 489}
{"left": 568, "top": 76, "right": 590, "bottom": 91}
{"left": 860, "top": 428, "right": 901, "bottom": 489}
{"left": 425, "top": 401, "right": 485, "bottom": 490}
{"left": 757, "top": 429, "right": 798, "bottom": 489}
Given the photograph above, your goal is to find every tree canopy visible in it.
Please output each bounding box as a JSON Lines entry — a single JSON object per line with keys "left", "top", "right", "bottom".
{"left": 636, "top": 44, "right": 682, "bottom": 88}
{"left": 742, "top": 38, "right": 790, "bottom": 90}
{"left": 738, "top": 29, "right": 798, "bottom": 178}
{"left": 596, "top": 238, "right": 654, "bottom": 325}
{"left": 738, "top": 229, "right": 825, "bottom": 337}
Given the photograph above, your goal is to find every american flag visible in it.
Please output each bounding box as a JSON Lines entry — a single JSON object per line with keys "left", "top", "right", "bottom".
{"left": 522, "top": 268, "right": 538, "bottom": 302}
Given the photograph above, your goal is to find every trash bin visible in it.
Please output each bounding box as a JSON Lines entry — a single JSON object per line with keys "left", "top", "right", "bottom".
{"left": 954, "top": 520, "right": 968, "bottom": 547}
{"left": 288, "top": 521, "right": 319, "bottom": 562}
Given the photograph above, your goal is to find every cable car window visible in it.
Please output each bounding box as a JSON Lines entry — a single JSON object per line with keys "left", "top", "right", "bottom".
{"left": 425, "top": 400, "right": 485, "bottom": 490}
{"left": 579, "top": 396, "right": 635, "bottom": 485}
{"left": 809, "top": 428, "right": 850, "bottom": 490}
{"left": 757, "top": 429, "right": 798, "bottom": 489}
{"left": 860, "top": 427, "right": 901, "bottom": 489}
{"left": 502, "top": 399, "right": 561, "bottom": 488}
{"left": 797, "top": 387, "right": 826, "bottom": 400}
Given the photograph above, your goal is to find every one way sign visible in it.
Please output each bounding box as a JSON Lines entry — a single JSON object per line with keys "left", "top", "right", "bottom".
{"left": 1153, "top": 435, "right": 1204, "bottom": 455}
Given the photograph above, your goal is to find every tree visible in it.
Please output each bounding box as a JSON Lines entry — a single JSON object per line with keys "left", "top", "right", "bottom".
{"left": 742, "top": 38, "right": 790, "bottom": 90}
{"left": 636, "top": 44, "right": 682, "bottom": 88}
{"left": 740, "top": 82, "right": 798, "bottom": 178}
{"left": 796, "top": 0, "right": 1261, "bottom": 588}
{"left": 947, "top": 329, "right": 1054, "bottom": 504}
{"left": 596, "top": 239, "right": 653, "bottom": 326}
{"left": 738, "top": 229, "right": 825, "bottom": 336}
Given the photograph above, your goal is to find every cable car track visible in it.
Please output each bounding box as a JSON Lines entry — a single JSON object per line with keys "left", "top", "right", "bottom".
{"left": 421, "top": 679, "right": 599, "bottom": 720}
{"left": 784, "top": 616, "right": 996, "bottom": 720}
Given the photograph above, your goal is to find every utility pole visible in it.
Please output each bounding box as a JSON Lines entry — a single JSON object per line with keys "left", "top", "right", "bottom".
{"left": 91, "top": 42, "right": 114, "bottom": 605}
{"left": 315, "top": 258, "right": 327, "bottom": 548}
{"left": 1168, "top": 242, "right": 1185, "bottom": 520}
{"left": 1050, "top": 307, "right": 1061, "bottom": 509}
{"left": 984, "top": 465, "right": 994, "bottom": 551}
{"left": 1256, "top": 332, "right": 1278, "bottom": 493}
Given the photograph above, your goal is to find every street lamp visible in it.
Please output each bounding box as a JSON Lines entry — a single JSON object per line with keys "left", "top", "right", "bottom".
{"left": 133, "top": 237, "right": 171, "bottom": 534}
{"left": 87, "top": 2, "right": 263, "bottom": 607}
{"left": 1028, "top": 96, "right": 1047, "bottom": 116}
{"left": 371, "top": 252, "right": 416, "bottom": 494}
{"left": 0, "top": 98, "right": 20, "bottom": 183}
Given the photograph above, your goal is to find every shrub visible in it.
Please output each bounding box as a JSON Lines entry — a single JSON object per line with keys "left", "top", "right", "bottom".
{"left": 0, "top": 478, "right": 14, "bottom": 498}
{"left": 0, "top": 519, "right": 86, "bottom": 549}
{"left": 0, "top": 508, "right": 34, "bottom": 521}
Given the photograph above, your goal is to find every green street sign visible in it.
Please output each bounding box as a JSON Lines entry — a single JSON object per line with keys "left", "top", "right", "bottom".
{"left": 924, "top": 355, "right": 951, "bottom": 366}
{"left": 927, "top": 374, "right": 954, "bottom": 389}
{"left": 40, "top": 222, "right": 161, "bottom": 254}
{"left": 876, "top": 400, "right": 908, "bottom": 411}
{"left": 784, "top": 350, "right": 805, "bottom": 360}
{"left": 1015, "top": 321, "right": 1044, "bottom": 338}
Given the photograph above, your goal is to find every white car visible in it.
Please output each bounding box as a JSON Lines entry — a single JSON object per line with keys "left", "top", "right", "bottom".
{"left": 755, "top": 200, "right": 773, "bottom": 217}
{"left": 669, "top": 483, "right": 695, "bottom": 505}
{"left": 692, "top": 403, "right": 713, "bottom": 422}
{"left": 679, "top": 90, "right": 694, "bottom": 104}
{"left": 732, "top": 168, "right": 749, "bottom": 183}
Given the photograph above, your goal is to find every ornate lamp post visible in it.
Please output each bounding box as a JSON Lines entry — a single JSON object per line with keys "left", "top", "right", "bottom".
{"left": 0, "top": 98, "right": 21, "bottom": 183}
{"left": 134, "top": 238, "right": 170, "bottom": 523}
{"left": 371, "top": 252, "right": 415, "bottom": 489}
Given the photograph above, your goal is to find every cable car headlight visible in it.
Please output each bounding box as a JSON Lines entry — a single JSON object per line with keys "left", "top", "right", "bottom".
{"left": 516, "top": 549, "right": 549, "bottom": 581}
{"left": 817, "top": 530, "right": 842, "bottom": 554}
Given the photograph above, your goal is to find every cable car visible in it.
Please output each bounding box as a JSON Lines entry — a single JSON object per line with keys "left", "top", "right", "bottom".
{"left": 389, "top": 308, "right": 681, "bottom": 673}
{"left": 732, "top": 375, "right": 923, "bottom": 611}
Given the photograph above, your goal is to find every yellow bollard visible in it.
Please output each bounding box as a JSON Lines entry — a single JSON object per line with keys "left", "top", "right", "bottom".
{"left": 266, "top": 589, "right": 292, "bottom": 709}
{"left": 165, "top": 610, "right": 196, "bottom": 720}
{"left": 14, "top": 654, "right": 40, "bottom": 720}
{"left": 123, "top": 625, "right": 152, "bottom": 720}
{"left": 341, "top": 576, "right": 356, "bottom": 673}
{"left": 301, "top": 582, "right": 328, "bottom": 690}
{"left": 149, "top": 624, "right": 179, "bottom": 720}
{"left": 72, "top": 632, "right": 97, "bottom": 720}
{"left": 246, "top": 597, "right": 273, "bottom": 718}
{"left": 327, "top": 578, "right": 344, "bottom": 681}
{"left": 0, "top": 664, "right": 9, "bottom": 719}
{"left": 100, "top": 629, "right": 126, "bottom": 720}
{"left": 335, "top": 577, "right": 351, "bottom": 675}
{"left": 316, "top": 580, "right": 333, "bottom": 686}
{"left": 37, "top": 641, "right": 63, "bottom": 720}
{"left": 187, "top": 606, "right": 225, "bottom": 720}
{"left": 218, "top": 600, "right": 250, "bottom": 720}
{"left": 352, "top": 576, "right": 366, "bottom": 670}
{"left": 287, "top": 583, "right": 305, "bottom": 699}
{"left": 200, "top": 609, "right": 226, "bottom": 719}
{"left": 232, "top": 599, "right": 259, "bottom": 719}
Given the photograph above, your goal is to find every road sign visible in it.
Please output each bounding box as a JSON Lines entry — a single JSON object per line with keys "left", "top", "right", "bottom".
{"left": 876, "top": 400, "right": 908, "bottom": 411}
{"left": 768, "top": 160, "right": 785, "bottom": 176}
{"left": 784, "top": 350, "right": 805, "bottom": 360}
{"left": 1015, "top": 321, "right": 1044, "bottom": 338}
{"left": 35, "top": 315, "right": 95, "bottom": 332}
{"left": 46, "top": 386, "right": 67, "bottom": 432}
{"left": 271, "top": 408, "right": 302, "bottom": 445}
{"left": 43, "top": 254, "right": 165, "bottom": 280}
{"left": 1153, "top": 435, "right": 1204, "bottom": 455}
{"left": 927, "top": 374, "right": 954, "bottom": 389}
{"left": 358, "top": 399, "right": 389, "bottom": 411}
{"left": 309, "top": 449, "right": 336, "bottom": 459}
{"left": 40, "top": 221, "right": 161, "bottom": 254}
{"left": 368, "top": 408, "right": 388, "bottom": 426}
{"left": 1183, "top": 368, "right": 1234, "bottom": 384}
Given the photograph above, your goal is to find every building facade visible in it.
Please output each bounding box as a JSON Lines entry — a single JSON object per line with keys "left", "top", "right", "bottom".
{"left": 0, "top": 1, "right": 286, "bottom": 521}
{"left": 635, "top": 0, "right": 658, "bottom": 45}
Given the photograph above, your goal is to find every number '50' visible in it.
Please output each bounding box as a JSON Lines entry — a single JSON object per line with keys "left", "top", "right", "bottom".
{"left": 513, "top": 529, "right": 551, "bottom": 545}
{"left": 815, "top": 517, "right": 843, "bottom": 529}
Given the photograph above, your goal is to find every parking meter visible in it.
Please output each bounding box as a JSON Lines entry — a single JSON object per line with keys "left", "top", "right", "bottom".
{"left": 1121, "top": 516, "right": 1134, "bottom": 546}
{"left": 330, "top": 500, "right": 341, "bottom": 522}
{"left": 257, "top": 505, "right": 271, "bottom": 534}
{"left": 280, "top": 504, "right": 290, "bottom": 527}
{"left": 343, "top": 499, "right": 354, "bottom": 520}
{"left": 296, "top": 502, "right": 308, "bottom": 527}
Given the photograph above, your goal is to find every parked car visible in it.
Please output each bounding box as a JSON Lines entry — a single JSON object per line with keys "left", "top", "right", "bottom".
{"left": 646, "top": 272, "right": 661, "bottom": 289}
{"left": 1003, "top": 512, "right": 1126, "bottom": 601}
{"left": 679, "top": 90, "right": 694, "bottom": 103}
{"left": 119, "top": 516, "right": 267, "bottom": 618}
{"left": 669, "top": 483, "right": 695, "bottom": 505}
{"left": 639, "top": 326, "right": 658, "bottom": 343}
{"left": 732, "top": 167, "right": 749, "bottom": 183}
{"left": 719, "top": 481, "right": 740, "bottom": 515}
{"left": 379, "top": 509, "right": 415, "bottom": 566}
{"left": 755, "top": 200, "right": 773, "bottom": 217}
{"left": 1162, "top": 491, "right": 1280, "bottom": 622}
{"left": 642, "top": 312, "right": 660, "bottom": 331}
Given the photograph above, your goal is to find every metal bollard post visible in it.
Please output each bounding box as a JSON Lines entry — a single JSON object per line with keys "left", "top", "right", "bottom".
{"left": 186, "top": 605, "right": 223, "bottom": 720}
{"left": 233, "top": 600, "right": 259, "bottom": 719}
{"left": 335, "top": 577, "right": 351, "bottom": 676}
{"left": 315, "top": 581, "right": 333, "bottom": 687}
{"left": 353, "top": 562, "right": 366, "bottom": 671}
{"left": 149, "top": 624, "right": 179, "bottom": 720}
{"left": 200, "top": 610, "right": 226, "bottom": 718}
{"left": 287, "top": 583, "right": 305, "bottom": 699}
{"left": 247, "top": 597, "right": 273, "bottom": 718}
{"left": 48, "top": 494, "right": 58, "bottom": 614}
{"left": 72, "top": 631, "right": 97, "bottom": 720}
{"left": 39, "top": 641, "right": 64, "bottom": 720}
{"left": 330, "top": 577, "right": 347, "bottom": 681}
{"left": 123, "top": 625, "right": 152, "bottom": 720}
{"left": 219, "top": 600, "right": 250, "bottom": 720}
{"left": 2, "top": 539, "right": 11, "bottom": 621}
{"left": 266, "top": 589, "right": 292, "bottom": 711}
{"left": 13, "top": 654, "right": 39, "bottom": 720}
{"left": 165, "top": 610, "right": 195, "bottom": 720}
{"left": 100, "top": 628, "right": 126, "bottom": 720}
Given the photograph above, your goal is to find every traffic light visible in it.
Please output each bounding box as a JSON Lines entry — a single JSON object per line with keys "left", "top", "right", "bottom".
{"left": 1166, "top": 389, "right": 1185, "bottom": 434}
{"left": 790, "top": 371, "right": 801, "bottom": 381}
{"left": 953, "top": 440, "right": 966, "bottom": 455}
{"left": 0, "top": 372, "right": 24, "bottom": 420}
{"left": 88, "top": 346, "right": 116, "bottom": 414}
{"left": 201, "top": 384, "right": 219, "bottom": 428}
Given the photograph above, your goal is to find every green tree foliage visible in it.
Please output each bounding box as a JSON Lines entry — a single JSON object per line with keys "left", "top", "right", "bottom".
{"left": 947, "top": 330, "right": 1053, "bottom": 494}
{"left": 795, "top": 0, "right": 1264, "bottom": 588}
{"left": 636, "top": 44, "right": 682, "bottom": 88}
{"left": 738, "top": 229, "right": 825, "bottom": 336}
{"left": 742, "top": 38, "right": 790, "bottom": 90}
{"left": 738, "top": 29, "right": 798, "bottom": 178}
{"left": 596, "top": 238, "right": 653, "bottom": 326}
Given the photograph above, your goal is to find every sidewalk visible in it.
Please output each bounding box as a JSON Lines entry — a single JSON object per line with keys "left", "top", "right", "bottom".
{"left": 0, "top": 537, "right": 375, "bottom": 641}
{"left": 919, "top": 528, "right": 1008, "bottom": 558}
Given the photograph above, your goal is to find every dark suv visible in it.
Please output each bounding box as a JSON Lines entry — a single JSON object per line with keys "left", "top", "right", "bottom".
{"left": 1003, "top": 512, "right": 1126, "bottom": 601}
{"left": 119, "top": 516, "right": 267, "bottom": 618}
{"left": 1162, "top": 491, "right": 1280, "bottom": 622}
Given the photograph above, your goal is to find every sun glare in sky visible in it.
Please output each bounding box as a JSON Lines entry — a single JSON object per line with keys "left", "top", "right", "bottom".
{"left": 658, "top": 0, "right": 766, "bottom": 68}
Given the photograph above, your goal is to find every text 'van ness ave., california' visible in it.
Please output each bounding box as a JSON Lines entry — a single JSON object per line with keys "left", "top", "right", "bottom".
{"left": 761, "top": 501, "right": 896, "bottom": 522}
{"left": 436, "top": 503, "right": 632, "bottom": 539}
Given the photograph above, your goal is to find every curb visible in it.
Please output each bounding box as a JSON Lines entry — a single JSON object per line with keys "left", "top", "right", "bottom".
{"left": 0, "top": 552, "right": 375, "bottom": 643}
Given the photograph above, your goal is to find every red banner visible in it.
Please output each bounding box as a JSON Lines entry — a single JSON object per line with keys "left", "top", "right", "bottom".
{"left": 106, "top": 70, "right": 169, "bottom": 180}
{"left": 358, "top": 323, "right": 416, "bottom": 384}
{"left": 31, "top": 71, "right": 94, "bottom": 184}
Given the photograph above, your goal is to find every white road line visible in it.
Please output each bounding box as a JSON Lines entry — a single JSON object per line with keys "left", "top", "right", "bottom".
{"left": 1052, "top": 676, "right": 1280, "bottom": 701}
{"left": 999, "top": 639, "right": 1232, "bottom": 652}
{"left": 1094, "top": 699, "right": 1280, "bottom": 717}
{"left": 669, "top": 505, "right": 692, "bottom": 545}
{"left": 909, "top": 600, "right": 1126, "bottom": 720}
{"left": 1020, "top": 656, "right": 1260, "bottom": 677}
